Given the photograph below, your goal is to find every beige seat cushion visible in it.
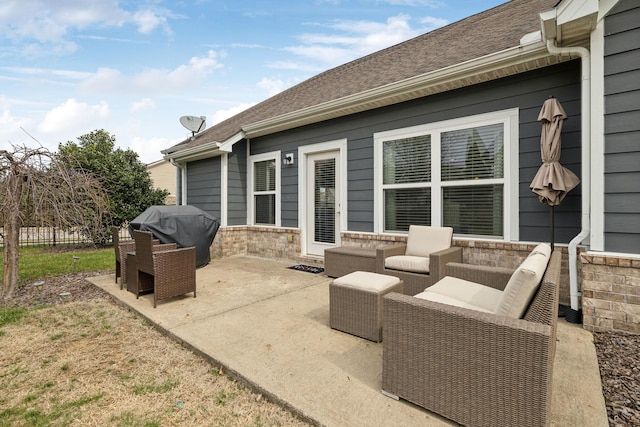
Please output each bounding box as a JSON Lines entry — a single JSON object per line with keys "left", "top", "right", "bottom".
{"left": 494, "top": 245, "right": 551, "bottom": 318}
{"left": 405, "top": 225, "right": 453, "bottom": 258}
{"left": 385, "top": 255, "right": 430, "bottom": 273}
{"left": 333, "top": 271, "right": 402, "bottom": 292}
{"left": 415, "top": 276, "right": 502, "bottom": 313}
{"left": 529, "top": 242, "right": 552, "bottom": 259}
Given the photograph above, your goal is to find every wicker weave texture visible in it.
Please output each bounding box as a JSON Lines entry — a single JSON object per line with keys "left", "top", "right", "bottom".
{"left": 381, "top": 250, "right": 561, "bottom": 427}
{"left": 112, "top": 227, "right": 135, "bottom": 289}
{"left": 133, "top": 230, "right": 196, "bottom": 308}
{"left": 376, "top": 245, "right": 463, "bottom": 296}
{"left": 330, "top": 277, "right": 403, "bottom": 342}
{"left": 324, "top": 247, "right": 377, "bottom": 278}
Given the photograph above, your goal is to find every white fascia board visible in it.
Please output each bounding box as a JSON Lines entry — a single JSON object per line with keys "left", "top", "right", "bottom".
{"left": 217, "top": 132, "right": 245, "bottom": 152}
{"left": 556, "top": 0, "right": 598, "bottom": 27}
{"left": 539, "top": 9, "right": 558, "bottom": 40}
{"left": 242, "top": 41, "right": 552, "bottom": 138}
{"left": 163, "top": 131, "right": 244, "bottom": 163}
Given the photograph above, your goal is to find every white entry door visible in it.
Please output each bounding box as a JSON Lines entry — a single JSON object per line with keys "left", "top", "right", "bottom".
{"left": 306, "top": 151, "right": 341, "bottom": 256}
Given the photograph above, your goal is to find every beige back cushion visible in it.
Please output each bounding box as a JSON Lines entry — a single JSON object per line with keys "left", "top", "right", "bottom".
{"left": 405, "top": 226, "right": 453, "bottom": 258}
{"left": 494, "top": 243, "right": 551, "bottom": 318}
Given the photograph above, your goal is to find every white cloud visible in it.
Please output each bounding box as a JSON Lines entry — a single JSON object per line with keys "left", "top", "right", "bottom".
{"left": 267, "top": 60, "right": 323, "bottom": 72}
{"left": 257, "top": 78, "right": 286, "bottom": 97}
{"left": 129, "top": 136, "right": 178, "bottom": 164}
{"left": 381, "top": 0, "right": 443, "bottom": 6}
{"left": 80, "top": 50, "right": 224, "bottom": 94}
{"left": 0, "top": 109, "right": 31, "bottom": 138}
{"left": 0, "top": 0, "right": 172, "bottom": 57}
{"left": 130, "top": 98, "right": 156, "bottom": 112}
{"left": 132, "top": 9, "right": 169, "bottom": 35}
{"left": 281, "top": 14, "right": 425, "bottom": 69}
{"left": 211, "top": 103, "right": 255, "bottom": 126}
{"left": 37, "top": 98, "right": 110, "bottom": 134}
{"left": 420, "top": 16, "right": 449, "bottom": 29}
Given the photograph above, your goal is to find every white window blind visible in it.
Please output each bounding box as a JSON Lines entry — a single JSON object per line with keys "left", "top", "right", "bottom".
{"left": 441, "top": 123, "right": 504, "bottom": 236}
{"left": 314, "top": 159, "right": 335, "bottom": 244}
{"left": 378, "top": 116, "right": 508, "bottom": 238}
{"left": 382, "top": 135, "right": 431, "bottom": 231}
{"left": 253, "top": 159, "right": 276, "bottom": 225}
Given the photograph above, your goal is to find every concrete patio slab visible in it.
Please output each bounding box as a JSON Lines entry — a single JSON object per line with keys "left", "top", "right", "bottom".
{"left": 89, "top": 255, "right": 608, "bottom": 426}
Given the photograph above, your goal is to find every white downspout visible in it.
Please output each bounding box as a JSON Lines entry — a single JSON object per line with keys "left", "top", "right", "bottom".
{"left": 168, "top": 158, "right": 184, "bottom": 206}
{"left": 546, "top": 39, "right": 590, "bottom": 317}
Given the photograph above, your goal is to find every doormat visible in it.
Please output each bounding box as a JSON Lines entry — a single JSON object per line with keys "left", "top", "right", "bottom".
{"left": 288, "top": 265, "right": 325, "bottom": 274}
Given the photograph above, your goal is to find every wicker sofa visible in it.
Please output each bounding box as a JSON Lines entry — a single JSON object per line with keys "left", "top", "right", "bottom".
{"left": 134, "top": 230, "right": 197, "bottom": 308}
{"left": 382, "top": 244, "right": 561, "bottom": 427}
{"left": 376, "top": 225, "right": 462, "bottom": 296}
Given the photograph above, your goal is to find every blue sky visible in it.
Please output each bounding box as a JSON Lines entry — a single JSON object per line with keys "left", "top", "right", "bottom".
{"left": 1, "top": 0, "right": 505, "bottom": 163}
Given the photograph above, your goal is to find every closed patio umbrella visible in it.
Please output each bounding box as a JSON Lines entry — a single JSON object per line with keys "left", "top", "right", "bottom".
{"left": 530, "top": 97, "right": 580, "bottom": 249}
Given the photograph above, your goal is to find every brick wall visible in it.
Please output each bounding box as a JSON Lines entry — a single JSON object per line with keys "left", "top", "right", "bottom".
{"left": 210, "top": 226, "right": 303, "bottom": 262}
{"left": 581, "top": 253, "right": 640, "bottom": 334}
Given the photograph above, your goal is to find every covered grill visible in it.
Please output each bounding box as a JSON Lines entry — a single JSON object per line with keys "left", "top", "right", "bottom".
{"left": 128, "top": 205, "right": 220, "bottom": 268}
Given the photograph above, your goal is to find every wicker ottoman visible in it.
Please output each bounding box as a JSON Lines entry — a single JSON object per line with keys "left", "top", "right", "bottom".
{"left": 330, "top": 271, "right": 404, "bottom": 342}
{"left": 324, "top": 246, "right": 377, "bottom": 278}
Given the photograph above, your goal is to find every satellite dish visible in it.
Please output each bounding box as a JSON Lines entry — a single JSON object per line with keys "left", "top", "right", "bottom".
{"left": 179, "top": 115, "right": 206, "bottom": 136}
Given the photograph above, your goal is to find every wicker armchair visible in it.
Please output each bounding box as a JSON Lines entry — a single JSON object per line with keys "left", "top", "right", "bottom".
{"left": 376, "top": 225, "right": 462, "bottom": 296}
{"left": 382, "top": 248, "right": 561, "bottom": 427}
{"left": 133, "top": 230, "right": 197, "bottom": 308}
{"left": 113, "top": 226, "right": 161, "bottom": 289}
{"left": 112, "top": 227, "right": 136, "bottom": 289}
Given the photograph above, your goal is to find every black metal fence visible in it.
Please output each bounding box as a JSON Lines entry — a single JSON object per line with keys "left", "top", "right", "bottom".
{"left": 0, "top": 226, "right": 130, "bottom": 248}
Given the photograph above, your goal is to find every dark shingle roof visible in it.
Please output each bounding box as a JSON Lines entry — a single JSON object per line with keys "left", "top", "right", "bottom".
{"left": 166, "top": 0, "right": 558, "bottom": 155}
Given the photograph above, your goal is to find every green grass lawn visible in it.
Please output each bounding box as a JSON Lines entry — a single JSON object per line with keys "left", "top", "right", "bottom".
{"left": 0, "top": 246, "right": 114, "bottom": 283}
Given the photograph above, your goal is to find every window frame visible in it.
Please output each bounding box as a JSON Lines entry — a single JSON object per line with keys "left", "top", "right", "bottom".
{"left": 248, "top": 151, "right": 281, "bottom": 227}
{"left": 374, "top": 108, "right": 519, "bottom": 240}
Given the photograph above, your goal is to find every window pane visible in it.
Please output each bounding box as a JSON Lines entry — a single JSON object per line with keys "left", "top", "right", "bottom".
{"left": 255, "top": 194, "right": 275, "bottom": 225}
{"left": 254, "top": 160, "right": 276, "bottom": 191}
{"left": 383, "top": 135, "right": 431, "bottom": 184}
{"left": 384, "top": 188, "right": 431, "bottom": 232}
{"left": 442, "top": 185, "right": 503, "bottom": 237}
{"left": 441, "top": 124, "right": 504, "bottom": 181}
{"left": 314, "top": 159, "right": 335, "bottom": 244}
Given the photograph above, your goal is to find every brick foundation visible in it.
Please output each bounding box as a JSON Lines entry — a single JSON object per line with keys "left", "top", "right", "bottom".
{"left": 581, "top": 253, "right": 640, "bottom": 334}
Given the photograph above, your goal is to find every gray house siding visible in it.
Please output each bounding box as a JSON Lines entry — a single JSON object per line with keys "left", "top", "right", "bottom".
{"left": 604, "top": 0, "right": 640, "bottom": 254}
{"left": 250, "top": 60, "right": 582, "bottom": 242}
{"left": 227, "top": 141, "right": 247, "bottom": 226}
{"left": 186, "top": 157, "right": 221, "bottom": 218}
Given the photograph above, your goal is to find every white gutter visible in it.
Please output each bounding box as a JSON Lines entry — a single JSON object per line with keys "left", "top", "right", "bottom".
{"left": 545, "top": 38, "right": 590, "bottom": 315}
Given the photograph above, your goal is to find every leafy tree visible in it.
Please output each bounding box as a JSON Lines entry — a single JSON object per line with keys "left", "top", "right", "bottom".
{"left": 57, "top": 130, "right": 168, "bottom": 244}
{"left": 1, "top": 145, "right": 108, "bottom": 298}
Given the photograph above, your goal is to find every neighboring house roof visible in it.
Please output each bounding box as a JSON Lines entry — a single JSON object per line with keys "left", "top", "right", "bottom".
{"left": 164, "top": 0, "right": 561, "bottom": 160}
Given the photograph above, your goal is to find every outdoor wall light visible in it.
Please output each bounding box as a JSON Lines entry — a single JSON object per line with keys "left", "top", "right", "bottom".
{"left": 32, "top": 280, "right": 45, "bottom": 304}
{"left": 283, "top": 153, "right": 294, "bottom": 166}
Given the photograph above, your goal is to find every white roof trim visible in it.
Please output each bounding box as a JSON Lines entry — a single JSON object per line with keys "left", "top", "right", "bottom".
{"left": 163, "top": 132, "right": 244, "bottom": 162}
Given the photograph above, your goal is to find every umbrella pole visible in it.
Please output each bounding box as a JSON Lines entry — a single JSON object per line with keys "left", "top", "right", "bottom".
{"left": 551, "top": 205, "right": 555, "bottom": 250}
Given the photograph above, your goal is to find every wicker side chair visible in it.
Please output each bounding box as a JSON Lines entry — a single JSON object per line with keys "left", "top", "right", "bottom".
{"left": 112, "top": 227, "right": 136, "bottom": 289}
{"left": 382, "top": 249, "right": 561, "bottom": 427}
{"left": 133, "top": 230, "right": 196, "bottom": 308}
{"left": 375, "top": 225, "right": 462, "bottom": 296}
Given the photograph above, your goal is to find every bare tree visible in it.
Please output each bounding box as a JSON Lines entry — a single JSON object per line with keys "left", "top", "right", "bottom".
{"left": 1, "top": 144, "right": 108, "bottom": 299}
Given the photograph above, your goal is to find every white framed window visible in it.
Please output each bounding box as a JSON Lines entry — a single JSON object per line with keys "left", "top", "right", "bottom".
{"left": 249, "top": 151, "right": 280, "bottom": 226}
{"left": 375, "top": 109, "right": 518, "bottom": 240}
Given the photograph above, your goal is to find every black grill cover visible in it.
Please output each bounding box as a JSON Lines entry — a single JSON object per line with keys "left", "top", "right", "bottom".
{"left": 128, "top": 205, "right": 220, "bottom": 268}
